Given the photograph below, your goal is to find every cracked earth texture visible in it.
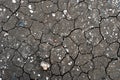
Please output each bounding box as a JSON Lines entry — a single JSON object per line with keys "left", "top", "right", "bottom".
{"left": 0, "top": 0, "right": 120, "bottom": 80}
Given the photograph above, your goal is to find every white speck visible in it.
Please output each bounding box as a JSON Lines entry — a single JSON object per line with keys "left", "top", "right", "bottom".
{"left": 37, "top": 74, "right": 41, "bottom": 77}
{"left": 50, "top": 5, "right": 52, "bottom": 7}
{"left": 63, "top": 10, "right": 67, "bottom": 15}
{"left": 115, "top": 33, "right": 118, "bottom": 36}
{"left": 33, "top": 71, "right": 36, "bottom": 74}
{"left": 46, "top": 6, "right": 49, "bottom": 8}
{"left": 76, "top": 68, "right": 79, "bottom": 71}
{"left": 0, "top": 60, "right": 2, "bottom": 62}
{"left": 16, "top": 13, "right": 18, "bottom": 16}
{"left": 90, "top": 66, "right": 93, "bottom": 69}
{"left": 89, "top": 32, "right": 92, "bottom": 35}
{"left": 77, "top": 0, "right": 79, "bottom": 3}
{"left": 46, "top": 77, "right": 49, "bottom": 80}
{"left": 21, "top": 34, "right": 25, "bottom": 37}
{"left": 109, "top": 9, "right": 113, "bottom": 11}
{"left": 106, "top": 53, "right": 109, "bottom": 57}
{"left": 67, "top": 14, "right": 72, "bottom": 20}
{"left": 28, "top": 4, "right": 34, "bottom": 14}
{"left": 40, "top": 61, "right": 50, "bottom": 70}
{"left": 104, "top": 27, "right": 106, "bottom": 29}
{"left": 62, "top": 14, "right": 65, "bottom": 17}
{"left": 3, "top": 9, "right": 6, "bottom": 12}
{"left": 4, "top": 32, "right": 9, "bottom": 36}
{"left": 1, "top": 44, "right": 3, "bottom": 47}
{"left": 112, "top": 62, "right": 115, "bottom": 65}
{"left": 28, "top": 57, "right": 30, "bottom": 59}
{"left": 28, "top": 5, "right": 32, "bottom": 9}
{"left": 58, "top": 57, "right": 62, "bottom": 60}
{"left": 34, "top": 33, "right": 37, "bottom": 35}
{"left": 16, "top": 43, "right": 19, "bottom": 46}
{"left": 106, "top": 31, "right": 109, "bottom": 34}
{"left": 6, "top": 16, "right": 9, "bottom": 18}
{"left": 17, "top": 58, "right": 20, "bottom": 61}
{"left": 30, "top": 57, "right": 33, "bottom": 59}
{"left": 66, "top": 48, "right": 69, "bottom": 52}
{"left": 30, "top": 57, "right": 34, "bottom": 62}
{"left": 0, "top": 78, "right": 2, "bottom": 80}
{"left": 30, "top": 59, "right": 34, "bottom": 62}
{"left": 0, "top": 8, "right": 2, "bottom": 11}
{"left": 7, "top": 56, "right": 9, "bottom": 59}
{"left": 45, "top": 55, "right": 48, "bottom": 57}
{"left": 68, "top": 61, "right": 73, "bottom": 65}
{"left": 21, "top": 0, "right": 24, "bottom": 3}
{"left": 12, "top": 0, "right": 16, "bottom": 3}
{"left": 30, "top": 10, "right": 34, "bottom": 13}
{"left": 52, "top": 13, "right": 56, "bottom": 17}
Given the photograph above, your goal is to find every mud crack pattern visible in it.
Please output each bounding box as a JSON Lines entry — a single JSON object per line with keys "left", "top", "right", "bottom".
{"left": 0, "top": 0, "right": 120, "bottom": 80}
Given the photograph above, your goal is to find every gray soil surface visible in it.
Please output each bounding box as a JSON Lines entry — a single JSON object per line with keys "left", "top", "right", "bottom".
{"left": 0, "top": 0, "right": 120, "bottom": 80}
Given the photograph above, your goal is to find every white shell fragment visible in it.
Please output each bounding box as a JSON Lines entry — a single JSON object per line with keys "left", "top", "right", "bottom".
{"left": 12, "top": 0, "right": 16, "bottom": 3}
{"left": 40, "top": 61, "right": 50, "bottom": 70}
{"left": 63, "top": 10, "right": 67, "bottom": 15}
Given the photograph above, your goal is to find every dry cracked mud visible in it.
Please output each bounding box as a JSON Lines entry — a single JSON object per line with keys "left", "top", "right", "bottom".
{"left": 0, "top": 0, "right": 120, "bottom": 80}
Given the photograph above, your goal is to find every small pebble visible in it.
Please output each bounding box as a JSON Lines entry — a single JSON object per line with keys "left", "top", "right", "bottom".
{"left": 18, "top": 21, "right": 25, "bottom": 27}
{"left": 40, "top": 61, "right": 50, "bottom": 70}
{"left": 12, "top": 0, "right": 16, "bottom": 3}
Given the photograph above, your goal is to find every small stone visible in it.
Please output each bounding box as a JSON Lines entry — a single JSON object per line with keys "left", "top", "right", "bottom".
{"left": 4, "top": 32, "right": 9, "bottom": 37}
{"left": 28, "top": 5, "right": 32, "bottom": 9}
{"left": 63, "top": 10, "right": 67, "bottom": 15}
{"left": 12, "top": 0, "right": 16, "bottom": 3}
{"left": 68, "top": 61, "right": 73, "bottom": 65}
{"left": 40, "top": 61, "right": 50, "bottom": 70}
{"left": 30, "top": 10, "right": 34, "bottom": 13}
{"left": 0, "top": 8, "right": 2, "bottom": 11}
{"left": 46, "top": 77, "right": 49, "bottom": 80}
{"left": 18, "top": 21, "right": 25, "bottom": 27}
{"left": 52, "top": 13, "right": 56, "bottom": 17}
{"left": 37, "top": 74, "right": 41, "bottom": 77}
